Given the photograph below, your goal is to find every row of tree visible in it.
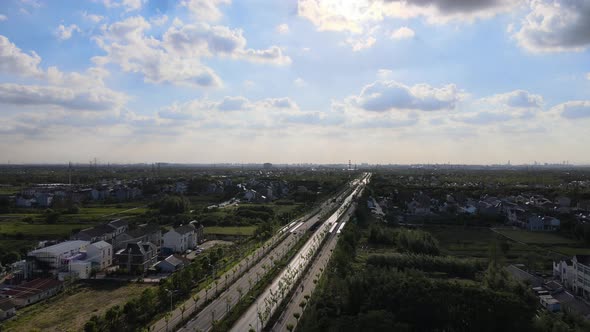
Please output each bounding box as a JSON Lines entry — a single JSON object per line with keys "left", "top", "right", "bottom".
{"left": 366, "top": 252, "right": 486, "bottom": 279}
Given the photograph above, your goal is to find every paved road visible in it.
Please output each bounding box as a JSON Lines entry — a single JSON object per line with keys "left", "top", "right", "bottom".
{"left": 231, "top": 173, "right": 370, "bottom": 332}
{"left": 272, "top": 203, "right": 358, "bottom": 332}
{"left": 169, "top": 189, "right": 353, "bottom": 332}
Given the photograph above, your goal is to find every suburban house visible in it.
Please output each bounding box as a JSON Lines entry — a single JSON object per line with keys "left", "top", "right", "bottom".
{"left": 553, "top": 259, "right": 575, "bottom": 289}
{"left": 554, "top": 255, "right": 590, "bottom": 299}
{"left": 155, "top": 255, "right": 190, "bottom": 273}
{"left": 73, "top": 219, "right": 129, "bottom": 243}
{"left": 86, "top": 240, "right": 113, "bottom": 270}
{"left": 0, "top": 278, "right": 63, "bottom": 308}
{"left": 66, "top": 240, "right": 113, "bottom": 279}
{"left": 116, "top": 242, "right": 158, "bottom": 274}
{"left": 114, "top": 224, "right": 162, "bottom": 251}
{"left": 162, "top": 223, "right": 199, "bottom": 253}
{"left": 27, "top": 240, "right": 90, "bottom": 278}
{"left": 525, "top": 215, "right": 560, "bottom": 231}
{"left": 0, "top": 299, "right": 16, "bottom": 321}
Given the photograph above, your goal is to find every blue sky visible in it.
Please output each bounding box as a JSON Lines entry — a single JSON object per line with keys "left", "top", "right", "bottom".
{"left": 0, "top": 0, "right": 589, "bottom": 164}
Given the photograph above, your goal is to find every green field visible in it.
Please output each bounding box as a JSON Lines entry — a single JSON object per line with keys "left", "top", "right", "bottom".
{"left": 2, "top": 281, "right": 150, "bottom": 332}
{"left": 493, "top": 228, "right": 579, "bottom": 245}
{"left": 204, "top": 226, "right": 257, "bottom": 236}
{"left": 0, "top": 221, "right": 94, "bottom": 238}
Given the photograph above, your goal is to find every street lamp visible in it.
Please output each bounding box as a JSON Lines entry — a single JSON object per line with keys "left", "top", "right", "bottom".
{"left": 165, "top": 288, "right": 173, "bottom": 312}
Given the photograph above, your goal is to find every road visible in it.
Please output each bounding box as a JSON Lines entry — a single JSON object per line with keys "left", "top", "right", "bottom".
{"left": 231, "top": 173, "right": 370, "bottom": 332}
{"left": 167, "top": 185, "right": 355, "bottom": 332}
{"left": 271, "top": 202, "right": 358, "bottom": 332}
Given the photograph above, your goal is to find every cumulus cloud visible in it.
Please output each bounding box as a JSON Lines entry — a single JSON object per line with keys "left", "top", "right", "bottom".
{"left": 93, "top": 17, "right": 290, "bottom": 87}
{"left": 0, "top": 14, "right": 7, "bottom": 22}
{"left": 390, "top": 26, "right": 415, "bottom": 39}
{"left": 587, "top": 72, "right": 590, "bottom": 80}
{"left": 0, "top": 35, "right": 43, "bottom": 78}
{"left": 552, "top": 101, "right": 590, "bottom": 119}
{"left": 181, "top": 0, "right": 231, "bottom": 22}
{"left": 514, "top": 0, "right": 590, "bottom": 53}
{"left": 453, "top": 90, "right": 543, "bottom": 125}
{"left": 99, "top": 0, "right": 145, "bottom": 12}
{"left": 298, "top": 0, "right": 520, "bottom": 35}
{"left": 276, "top": 23, "right": 290, "bottom": 34}
{"left": 377, "top": 69, "right": 393, "bottom": 79}
{"left": 0, "top": 83, "right": 126, "bottom": 111}
{"left": 82, "top": 11, "right": 104, "bottom": 23}
{"left": 55, "top": 24, "right": 81, "bottom": 40}
{"left": 151, "top": 15, "right": 168, "bottom": 26}
{"left": 0, "top": 35, "right": 127, "bottom": 115}
{"left": 346, "top": 36, "right": 376, "bottom": 51}
{"left": 349, "top": 80, "right": 462, "bottom": 112}
{"left": 485, "top": 90, "right": 544, "bottom": 108}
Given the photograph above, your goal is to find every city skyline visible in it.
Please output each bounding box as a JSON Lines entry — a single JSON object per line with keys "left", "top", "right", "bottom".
{"left": 0, "top": 0, "right": 589, "bottom": 164}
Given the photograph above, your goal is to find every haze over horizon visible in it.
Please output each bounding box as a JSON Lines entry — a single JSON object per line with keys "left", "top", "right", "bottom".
{"left": 1, "top": 0, "right": 589, "bottom": 164}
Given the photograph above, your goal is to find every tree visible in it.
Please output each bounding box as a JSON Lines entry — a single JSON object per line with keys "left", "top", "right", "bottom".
{"left": 1, "top": 251, "right": 20, "bottom": 265}
{"left": 181, "top": 304, "right": 186, "bottom": 320}
{"left": 286, "top": 323, "right": 294, "bottom": 332}
{"left": 293, "top": 312, "right": 301, "bottom": 320}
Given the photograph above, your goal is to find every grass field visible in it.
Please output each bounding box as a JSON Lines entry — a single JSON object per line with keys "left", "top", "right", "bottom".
{"left": 2, "top": 281, "right": 150, "bottom": 332}
{"left": 0, "top": 222, "right": 95, "bottom": 238}
{"left": 493, "top": 228, "right": 579, "bottom": 245}
{"left": 204, "top": 226, "right": 257, "bottom": 236}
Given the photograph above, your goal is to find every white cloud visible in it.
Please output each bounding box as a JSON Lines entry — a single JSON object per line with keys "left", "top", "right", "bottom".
{"left": 0, "top": 35, "right": 43, "bottom": 78}
{"left": 390, "top": 26, "right": 415, "bottom": 39}
{"left": 551, "top": 101, "right": 590, "bottom": 119}
{"left": 346, "top": 35, "right": 376, "bottom": 51}
{"left": 349, "top": 80, "right": 463, "bottom": 112}
{"left": 514, "top": 0, "right": 590, "bottom": 53}
{"left": 294, "top": 78, "right": 307, "bottom": 87}
{"left": 151, "top": 15, "right": 168, "bottom": 26}
{"left": 55, "top": 24, "right": 81, "bottom": 41}
{"left": 453, "top": 90, "right": 543, "bottom": 125}
{"left": 298, "top": 0, "right": 521, "bottom": 35}
{"left": 82, "top": 11, "right": 104, "bottom": 23}
{"left": 93, "top": 17, "right": 290, "bottom": 87}
{"left": 484, "top": 90, "right": 543, "bottom": 108}
{"left": 0, "top": 35, "right": 127, "bottom": 116}
{"left": 377, "top": 69, "right": 393, "bottom": 79}
{"left": 0, "top": 14, "right": 7, "bottom": 22}
{"left": 587, "top": 72, "right": 590, "bottom": 80}
{"left": 181, "top": 0, "right": 231, "bottom": 22}
{"left": 100, "top": 0, "right": 145, "bottom": 12}
{"left": 276, "top": 23, "right": 290, "bottom": 34}
{"left": 0, "top": 83, "right": 126, "bottom": 111}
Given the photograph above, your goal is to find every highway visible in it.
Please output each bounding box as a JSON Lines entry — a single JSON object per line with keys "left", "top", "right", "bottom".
{"left": 271, "top": 202, "right": 358, "bottom": 332}
{"left": 231, "top": 173, "right": 370, "bottom": 332}
{"left": 168, "top": 181, "right": 357, "bottom": 332}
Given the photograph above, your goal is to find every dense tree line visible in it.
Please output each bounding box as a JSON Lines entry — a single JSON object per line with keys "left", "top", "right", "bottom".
{"left": 366, "top": 253, "right": 486, "bottom": 279}
{"left": 368, "top": 225, "right": 440, "bottom": 256}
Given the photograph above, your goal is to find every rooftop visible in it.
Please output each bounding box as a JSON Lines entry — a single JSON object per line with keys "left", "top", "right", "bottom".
{"left": 29, "top": 240, "right": 90, "bottom": 255}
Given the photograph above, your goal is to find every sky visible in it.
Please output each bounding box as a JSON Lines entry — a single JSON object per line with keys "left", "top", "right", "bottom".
{"left": 0, "top": 0, "right": 589, "bottom": 165}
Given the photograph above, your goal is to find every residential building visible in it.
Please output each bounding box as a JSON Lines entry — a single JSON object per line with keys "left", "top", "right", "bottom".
{"left": 27, "top": 240, "right": 90, "bottom": 277}
{"left": 116, "top": 242, "right": 158, "bottom": 275}
{"left": 553, "top": 259, "right": 575, "bottom": 289}
{"left": 155, "top": 255, "right": 190, "bottom": 273}
{"left": 572, "top": 255, "right": 590, "bottom": 298}
{"left": 0, "top": 278, "right": 63, "bottom": 308}
{"left": 0, "top": 299, "right": 16, "bottom": 321}
{"left": 162, "top": 223, "right": 198, "bottom": 253}
{"left": 86, "top": 240, "right": 113, "bottom": 270}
